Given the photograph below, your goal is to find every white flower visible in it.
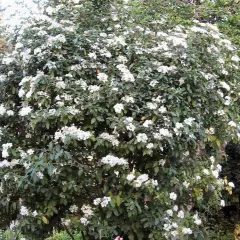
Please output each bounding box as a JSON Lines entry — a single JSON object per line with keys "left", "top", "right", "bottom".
{"left": 203, "top": 169, "right": 209, "bottom": 175}
{"left": 19, "top": 106, "right": 32, "bottom": 116}
{"left": 100, "top": 196, "right": 111, "bottom": 207}
{"left": 20, "top": 206, "right": 29, "bottom": 216}
{"left": 81, "top": 205, "right": 93, "bottom": 217}
{"left": 159, "top": 106, "right": 167, "bottom": 113}
{"left": 159, "top": 159, "right": 166, "bottom": 166}
{"left": 146, "top": 143, "right": 154, "bottom": 149}
{"left": 122, "top": 71, "right": 135, "bottom": 82}
{"left": 15, "top": 42, "right": 24, "bottom": 49}
{"left": 177, "top": 210, "right": 184, "bottom": 218}
{"left": 184, "top": 117, "right": 195, "bottom": 126}
{"left": 171, "top": 230, "right": 178, "bottom": 237}
{"left": 97, "top": 73, "right": 108, "bottom": 83}
{"left": 228, "top": 182, "right": 235, "bottom": 188}
{"left": 183, "top": 151, "right": 189, "bottom": 157}
{"left": 166, "top": 209, "right": 173, "bottom": 216}
{"left": 93, "top": 198, "right": 101, "bottom": 206}
{"left": 157, "top": 65, "right": 177, "bottom": 74}
{"left": 146, "top": 102, "right": 157, "bottom": 110}
{"left": 36, "top": 172, "right": 44, "bottom": 179}
{"left": 183, "top": 181, "right": 190, "bottom": 188}
{"left": 10, "top": 220, "right": 19, "bottom": 230}
{"left": 0, "top": 104, "right": 6, "bottom": 115}
{"left": 217, "top": 164, "right": 222, "bottom": 172}
{"left": 170, "top": 192, "right": 177, "bottom": 201}
{"left": 150, "top": 80, "right": 158, "bottom": 87}
{"left": 212, "top": 170, "right": 219, "bottom": 178}
{"left": 219, "top": 81, "right": 230, "bottom": 91}
{"left": 172, "top": 222, "right": 178, "bottom": 228}
{"left": 222, "top": 69, "right": 228, "bottom": 75}
{"left": 126, "top": 123, "right": 136, "bottom": 132}
{"left": 224, "top": 96, "right": 232, "bottom": 106}
{"left": 126, "top": 173, "right": 135, "bottom": 181}
{"left": 69, "top": 205, "right": 78, "bottom": 213}
{"left": 143, "top": 120, "right": 153, "bottom": 128}
{"left": 99, "top": 133, "right": 119, "bottom": 146}
{"left": 231, "top": 55, "right": 240, "bottom": 62}
{"left": 194, "top": 218, "right": 202, "bottom": 225}
{"left": 205, "top": 128, "right": 215, "bottom": 135}
{"left": 56, "top": 81, "right": 66, "bottom": 89}
{"left": 80, "top": 217, "right": 89, "bottom": 225}
{"left": 182, "top": 227, "right": 192, "bottom": 235}
{"left": 101, "top": 155, "right": 128, "bottom": 167}
{"left": 88, "top": 85, "right": 100, "bottom": 92}
{"left": 117, "top": 55, "right": 128, "bottom": 63}
{"left": 27, "top": 149, "right": 34, "bottom": 155}
{"left": 209, "top": 156, "right": 215, "bottom": 163}
{"left": 88, "top": 52, "right": 97, "bottom": 59}
{"left": 55, "top": 126, "right": 91, "bottom": 142}
{"left": 134, "top": 174, "right": 149, "bottom": 187}
{"left": 46, "top": 6, "right": 54, "bottom": 15}
{"left": 122, "top": 96, "right": 134, "bottom": 103}
{"left": 228, "top": 121, "right": 237, "bottom": 127}
{"left": 163, "top": 223, "right": 172, "bottom": 231}
{"left": 136, "top": 133, "right": 148, "bottom": 143}
{"left": 114, "top": 103, "right": 124, "bottom": 114}
{"left": 220, "top": 200, "right": 225, "bottom": 207}
{"left": 196, "top": 175, "right": 201, "bottom": 180}
{"left": 175, "top": 122, "right": 183, "bottom": 129}
{"left": 32, "top": 210, "right": 38, "bottom": 217}
{"left": 61, "top": 218, "right": 71, "bottom": 226}
{"left": 173, "top": 205, "right": 178, "bottom": 212}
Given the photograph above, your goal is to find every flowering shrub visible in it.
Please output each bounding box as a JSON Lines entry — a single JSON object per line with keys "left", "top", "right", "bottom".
{"left": 0, "top": 0, "right": 240, "bottom": 239}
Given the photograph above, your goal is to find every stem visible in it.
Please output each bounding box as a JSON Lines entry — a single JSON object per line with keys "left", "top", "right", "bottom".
{"left": 82, "top": 231, "right": 85, "bottom": 240}
{"left": 63, "top": 225, "right": 75, "bottom": 240}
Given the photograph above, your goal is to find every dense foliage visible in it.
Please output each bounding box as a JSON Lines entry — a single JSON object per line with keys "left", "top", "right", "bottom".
{"left": 0, "top": 0, "right": 240, "bottom": 239}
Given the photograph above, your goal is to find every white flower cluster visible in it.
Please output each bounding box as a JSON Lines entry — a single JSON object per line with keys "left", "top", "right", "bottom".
{"left": 143, "top": 120, "right": 153, "bottom": 128}
{"left": 122, "top": 95, "right": 135, "bottom": 103}
{"left": 157, "top": 65, "right": 177, "bottom": 74}
{"left": 54, "top": 125, "right": 91, "bottom": 142}
{"left": 80, "top": 217, "right": 89, "bottom": 225}
{"left": 19, "top": 106, "right": 32, "bottom": 116}
{"left": 61, "top": 218, "right": 71, "bottom": 226}
{"left": 173, "top": 122, "right": 184, "bottom": 136}
{"left": 47, "top": 34, "right": 66, "bottom": 46}
{"left": 0, "top": 159, "right": 19, "bottom": 168}
{"left": 101, "top": 155, "right": 128, "bottom": 167}
{"left": 0, "top": 104, "right": 6, "bottom": 115}
{"left": 136, "top": 133, "right": 148, "bottom": 143}
{"left": 81, "top": 204, "right": 93, "bottom": 217}
{"left": 153, "top": 129, "right": 172, "bottom": 140}
{"left": 126, "top": 173, "right": 158, "bottom": 188}
{"left": 116, "top": 64, "right": 135, "bottom": 82}
{"left": 93, "top": 196, "right": 111, "bottom": 207}
{"left": 164, "top": 205, "right": 201, "bottom": 238}
{"left": 36, "top": 172, "right": 44, "bottom": 179}
{"left": 2, "top": 143, "right": 13, "bottom": 158}
{"left": 134, "top": 174, "right": 148, "bottom": 187}
{"left": 20, "top": 206, "right": 29, "bottom": 216}
{"left": 99, "top": 132, "right": 119, "bottom": 146}
{"left": 114, "top": 103, "right": 124, "bottom": 113}
{"left": 124, "top": 117, "right": 136, "bottom": 132}
{"left": 97, "top": 72, "right": 108, "bottom": 83}
{"left": 209, "top": 156, "right": 222, "bottom": 179}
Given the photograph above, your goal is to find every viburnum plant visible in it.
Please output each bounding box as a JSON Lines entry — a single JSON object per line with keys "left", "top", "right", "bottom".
{"left": 0, "top": 0, "right": 240, "bottom": 239}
